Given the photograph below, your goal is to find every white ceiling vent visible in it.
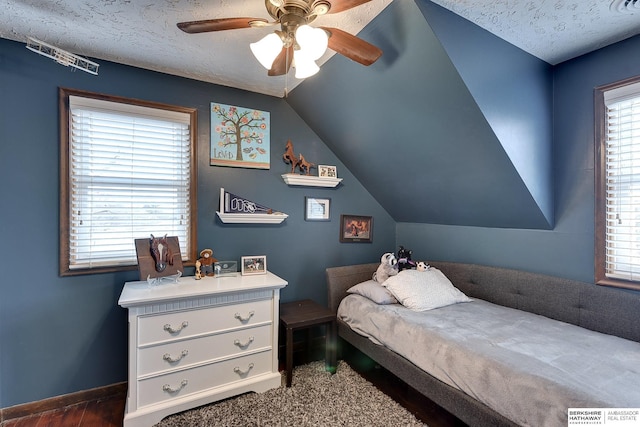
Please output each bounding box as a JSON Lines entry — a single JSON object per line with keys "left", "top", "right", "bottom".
{"left": 610, "top": 0, "right": 640, "bottom": 13}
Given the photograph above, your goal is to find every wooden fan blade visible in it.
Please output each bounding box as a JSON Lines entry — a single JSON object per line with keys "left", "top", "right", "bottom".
{"left": 322, "top": 27, "right": 382, "bottom": 66}
{"left": 326, "top": 0, "right": 373, "bottom": 14}
{"left": 268, "top": 46, "right": 293, "bottom": 76}
{"left": 177, "top": 17, "right": 268, "bottom": 34}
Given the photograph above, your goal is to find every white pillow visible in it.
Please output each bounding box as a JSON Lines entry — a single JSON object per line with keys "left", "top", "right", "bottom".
{"left": 382, "top": 268, "right": 470, "bottom": 311}
{"left": 347, "top": 280, "right": 398, "bottom": 305}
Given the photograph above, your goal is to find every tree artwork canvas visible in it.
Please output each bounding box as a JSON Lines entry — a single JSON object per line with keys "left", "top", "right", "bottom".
{"left": 210, "top": 102, "right": 270, "bottom": 169}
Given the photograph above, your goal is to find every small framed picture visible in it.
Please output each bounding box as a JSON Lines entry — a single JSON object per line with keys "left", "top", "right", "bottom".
{"left": 340, "top": 215, "right": 373, "bottom": 243}
{"left": 305, "top": 197, "right": 331, "bottom": 221}
{"left": 214, "top": 260, "right": 238, "bottom": 277}
{"left": 318, "top": 165, "right": 337, "bottom": 178}
{"left": 241, "top": 256, "right": 267, "bottom": 275}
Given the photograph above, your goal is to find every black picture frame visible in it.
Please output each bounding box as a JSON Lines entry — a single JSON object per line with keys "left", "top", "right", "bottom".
{"left": 305, "top": 197, "right": 331, "bottom": 221}
{"left": 339, "top": 214, "right": 373, "bottom": 243}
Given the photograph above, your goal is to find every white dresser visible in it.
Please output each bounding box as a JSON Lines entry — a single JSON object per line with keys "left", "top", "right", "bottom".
{"left": 118, "top": 272, "right": 287, "bottom": 427}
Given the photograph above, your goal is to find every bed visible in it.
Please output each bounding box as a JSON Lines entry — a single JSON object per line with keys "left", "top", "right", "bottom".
{"left": 326, "top": 262, "right": 640, "bottom": 427}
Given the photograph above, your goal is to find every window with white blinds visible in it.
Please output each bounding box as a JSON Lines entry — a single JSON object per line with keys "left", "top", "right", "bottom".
{"left": 60, "top": 89, "right": 196, "bottom": 275}
{"left": 601, "top": 81, "right": 640, "bottom": 284}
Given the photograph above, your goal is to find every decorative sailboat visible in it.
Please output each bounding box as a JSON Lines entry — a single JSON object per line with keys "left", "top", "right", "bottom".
{"left": 216, "top": 188, "right": 287, "bottom": 224}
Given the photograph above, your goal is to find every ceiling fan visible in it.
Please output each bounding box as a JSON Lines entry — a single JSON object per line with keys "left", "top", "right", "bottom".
{"left": 177, "top": 0, "right": 382, "bottom": 78}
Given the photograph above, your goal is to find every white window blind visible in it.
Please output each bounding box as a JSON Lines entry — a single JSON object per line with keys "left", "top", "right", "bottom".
{"left": 604, "top": 82, "right": 640, "bottom": 281}
{"left": 68, "top": 95, "right": 192, "bottom": 270}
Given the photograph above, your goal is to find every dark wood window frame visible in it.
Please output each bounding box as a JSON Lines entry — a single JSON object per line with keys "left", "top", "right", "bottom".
{"left": 59, "top": 87, "right": 198, "bottom": 276}
{"left": 595, "top": 75, "right": 640, "bottom": 291}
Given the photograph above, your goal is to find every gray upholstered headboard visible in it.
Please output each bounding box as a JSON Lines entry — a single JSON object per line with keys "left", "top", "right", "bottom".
{"left": 326, "top": 261, "right": 640, "bottom": 343}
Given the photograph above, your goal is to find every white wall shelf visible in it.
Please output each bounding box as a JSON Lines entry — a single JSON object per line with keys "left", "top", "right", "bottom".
{"left": 216, "top": 211, "right": 288, "bottom": 224}
{"left": 281, "top": 174, "right": 342, "bottom": 187}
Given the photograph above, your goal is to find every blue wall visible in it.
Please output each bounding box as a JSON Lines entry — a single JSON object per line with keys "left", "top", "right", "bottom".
{"left": 287, "top": 0, "right": 554, "bottom": 229}
{"left": 2, "top": 2, "right": 640, "bottom": 411}
{"left": 0, "top": 38, "right": 394, "bottom": 408}
{"left": 398, "top": 34, "right": 640, "bottom": 283}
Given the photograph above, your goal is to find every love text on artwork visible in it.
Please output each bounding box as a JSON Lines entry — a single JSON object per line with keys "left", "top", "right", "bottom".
{"left": 213, "top": 148, "right": 234, "bottom": 159}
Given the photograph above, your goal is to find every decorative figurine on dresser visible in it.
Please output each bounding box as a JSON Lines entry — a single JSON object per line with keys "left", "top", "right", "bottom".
{"left": 197, "top": 248, "right": 217, "bottom": 277}
{"left": 119, "top": 245, "right": 287, "bottom": 427}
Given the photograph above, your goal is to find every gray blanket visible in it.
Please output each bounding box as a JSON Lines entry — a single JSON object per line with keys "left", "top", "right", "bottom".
{"left": 338, "top": 294, "right": 640, "bottom": 427}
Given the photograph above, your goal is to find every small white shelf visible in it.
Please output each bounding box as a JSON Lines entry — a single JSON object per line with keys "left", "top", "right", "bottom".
{"left": 281, "top": 174, "right": 342, "bottom": 187}
{"left": 216, "top": 211, "right": 288, "bottom": 224}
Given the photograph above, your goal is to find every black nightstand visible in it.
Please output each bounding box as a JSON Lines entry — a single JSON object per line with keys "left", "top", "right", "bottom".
{"left": 279, "top": 299, "right": 337, "bottom": 387}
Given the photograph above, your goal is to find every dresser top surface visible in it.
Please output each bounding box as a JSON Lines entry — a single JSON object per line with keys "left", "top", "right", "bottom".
{"left": 118, "top": 271, "right": 287, "bottom": 308}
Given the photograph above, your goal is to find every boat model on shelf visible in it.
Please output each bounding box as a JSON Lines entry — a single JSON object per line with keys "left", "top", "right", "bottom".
{"left": 216, "top": 188, "right": 288, "bottom": 224}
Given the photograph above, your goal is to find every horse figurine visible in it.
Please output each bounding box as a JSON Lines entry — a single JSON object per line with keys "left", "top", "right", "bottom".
{"left": 298, "top": 153, "right": 315, "bottom": 176}
{"left": 149, "top": 234, "right": 173, "bottom": 272}
{"left": 283, "top": 139, "right": 300, "bottom": 173}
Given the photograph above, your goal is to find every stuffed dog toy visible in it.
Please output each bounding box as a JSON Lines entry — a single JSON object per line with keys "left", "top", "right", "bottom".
{"left": 373, "top": 252, "right": 399, "bottom": 283}
{"left": 416, "top": 261, "right": 430, "bottom": 271}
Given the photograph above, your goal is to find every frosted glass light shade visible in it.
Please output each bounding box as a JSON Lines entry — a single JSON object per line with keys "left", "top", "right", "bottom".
{"left": 250, "top": 33, "right": 284, "bottom": 69}
{"left": 295, "top": 25, "right": 328, "bottom": 61}
{"left": 294, "top": 49, "right": 319, "bottom": 79}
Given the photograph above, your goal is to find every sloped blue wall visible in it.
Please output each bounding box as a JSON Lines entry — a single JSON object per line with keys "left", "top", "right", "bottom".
{"left": 287, "top": 0, "right": 553, "bottom": 229}
{"left": 396, "top": 33, "right": 640, "bottom": 282}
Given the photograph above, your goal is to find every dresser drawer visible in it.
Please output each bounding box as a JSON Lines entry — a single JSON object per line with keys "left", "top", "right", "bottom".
{"left": 138, "top": 299, "right": 272, "bottom": 346}
{"left": 137, "top": 350, "right": 273, "bottom": 408}
{"left": 138, "top": 324, "right": 273, "bottom": 377}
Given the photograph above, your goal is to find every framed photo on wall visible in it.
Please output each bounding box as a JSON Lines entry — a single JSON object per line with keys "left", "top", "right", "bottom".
{"left": 210, "top": 102, "right": 270, "bottom": 169}
{"left": 340, "top": 215, "right": 373, "bottom": 243}
{"left": 241, "top": 255, "right": 267, "bottom": 275}
{"left": 305, "top": 197, "right": 331, "bottom": 221}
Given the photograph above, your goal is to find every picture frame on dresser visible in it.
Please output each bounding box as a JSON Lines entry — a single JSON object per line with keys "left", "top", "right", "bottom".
{"left": 241, "top": 255, "right": 267, "bottom": 275}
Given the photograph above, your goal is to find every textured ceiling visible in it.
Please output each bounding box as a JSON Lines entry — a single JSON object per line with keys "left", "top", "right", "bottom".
{"left": 432, "top": 0, "right": 640, "bottom": 65}
{"left": 2, "top": 0, "right": 392, "bottom": 97}
{"left": 1, "top": 0, "right": 639, "bottom": 97}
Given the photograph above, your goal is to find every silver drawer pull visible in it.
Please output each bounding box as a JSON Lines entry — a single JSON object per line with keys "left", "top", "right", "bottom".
{"left": 234, "top": 336, "right": 255, "bottom": 349}
{"left": 162, "top": 379, "right": 188, "bottom": 393}
{"left": 233, "top": 363, "right": 254, "bottom": 376}
{"left": 163, "top": 350, "right": 189, "bottom": 363}
{"left": 163, "top": 321, "right": 188, "bottom": 334}
{"left": 234, "top": 311, "right": 255, "bottom": 323}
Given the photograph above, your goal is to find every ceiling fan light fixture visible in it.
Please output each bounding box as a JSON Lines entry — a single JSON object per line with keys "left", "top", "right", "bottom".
{"left": 295, "top": 25, "right": 328, "bottom": 60}
{"left": 610, "top": 0, "right": 639, "bottom": 12}
{"left": 293, "top": 49, "right": 319, "bottom": 79}
{"left": 250, "top": 32, "right": 284, "bottom": 69}
{"left": 312, "top": 1, "right": 331, "bottom": 16}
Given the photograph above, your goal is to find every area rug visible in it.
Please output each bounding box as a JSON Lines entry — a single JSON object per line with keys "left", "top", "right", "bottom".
{"left": 155, "top": 360, "right": 426, "bottom": 426}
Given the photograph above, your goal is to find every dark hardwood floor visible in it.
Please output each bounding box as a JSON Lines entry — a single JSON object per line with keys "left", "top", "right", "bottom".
{"left": 2, "top": 343, "right": 465, "bottom": 427}
{"left": 1, "top": 393, "right": 125, "bottom": 427}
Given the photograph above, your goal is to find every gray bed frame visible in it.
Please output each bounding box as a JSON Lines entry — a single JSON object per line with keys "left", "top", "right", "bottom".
{"left": 326, "top": 261, "right": 640, "bottom": 427}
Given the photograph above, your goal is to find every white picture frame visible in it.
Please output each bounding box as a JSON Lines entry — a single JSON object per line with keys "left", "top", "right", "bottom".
{"left": 318, "top": 165, "right": 337, "bottom": 178}
{"left": 241, "top": 256, "right": 267, "bottom": 275}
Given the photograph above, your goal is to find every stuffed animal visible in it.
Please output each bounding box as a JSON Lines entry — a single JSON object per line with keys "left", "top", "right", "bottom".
{"left": 416, "top": 261, "right": 430, "bottom": 271}
{"left": 397, "top": 246, "right": 416, "bottom": 271}
{"left": 373, "top": 252, "right": 399, "bottom": 283}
